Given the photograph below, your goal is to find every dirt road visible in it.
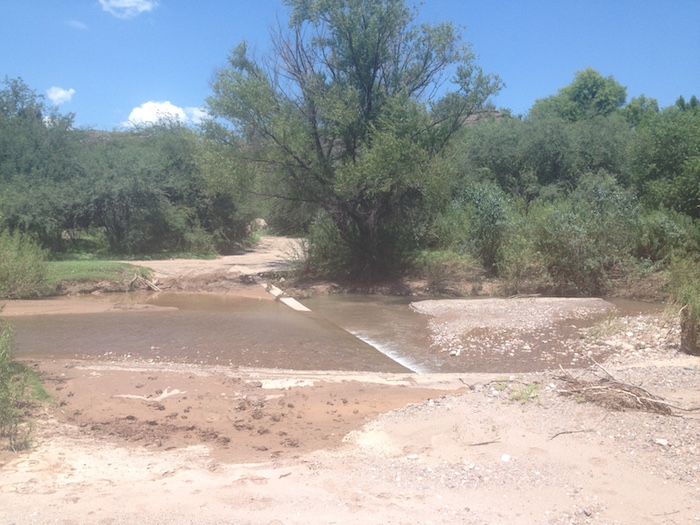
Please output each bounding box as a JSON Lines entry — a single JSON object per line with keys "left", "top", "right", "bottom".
{"left": 1, "top": 237, "right": 699, "bottom": 524}
{"left": 129, "top": 236, "right": 303, "bottom": 291}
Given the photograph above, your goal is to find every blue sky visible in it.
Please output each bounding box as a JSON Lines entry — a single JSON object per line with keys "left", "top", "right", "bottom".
{"left": 1, "top": 0, "right": 698, "bottom": 130}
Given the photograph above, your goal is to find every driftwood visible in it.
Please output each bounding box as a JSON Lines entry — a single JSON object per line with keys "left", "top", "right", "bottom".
{"left": 129, "top": 274, "right": 162, "bottom": 292}
{"left": 556, "top": 361, "right": 700, "bottom": 416}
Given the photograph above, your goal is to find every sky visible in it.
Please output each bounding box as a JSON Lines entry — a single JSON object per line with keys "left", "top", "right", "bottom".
{"left": 1, "top": 0, "right": 698, "bottom": 130}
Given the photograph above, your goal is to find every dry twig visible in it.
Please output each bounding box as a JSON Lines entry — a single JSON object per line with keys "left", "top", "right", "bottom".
{"left": 555, "top": 365, "right": 684, "bottom": 415}
{"left": 548, "top": 429, "right": 594, "bottom": 441}
{"left": 468, "top": 440, "right": 501, "bottom": 447}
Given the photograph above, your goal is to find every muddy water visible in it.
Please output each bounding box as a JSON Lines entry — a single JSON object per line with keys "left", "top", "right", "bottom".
{"left": 302, "top": 296, "right": 666, "bottom": 374}
{"left": 9, "top": 293, "right": 409, "bottom": 373}
{"left": 300, "top": 295, "right": 437, "bottom": 373}
{"left": 7, "top": 293, "right": 663, "bottom": 374}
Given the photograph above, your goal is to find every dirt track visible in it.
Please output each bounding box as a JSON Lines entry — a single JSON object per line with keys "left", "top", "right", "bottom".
{"left": 128, "top": 236, "right": 303, "bottom": 291}
{"left": 1, "top": 237, "right": 700, "bottom": 524}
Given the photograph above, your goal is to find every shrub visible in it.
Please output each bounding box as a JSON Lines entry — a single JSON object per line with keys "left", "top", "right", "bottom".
{"left": 497, "top": 215, "right": 548, "bottom": 295}
{"left": 301, "top": 217, "right": 354, "bottom": 279}
{"left": 530, "top": 203, "right": 609, "bottom": 295}
{"left": 428, "top": 201, "right": 471, "bottom": 252}
{"left": 414, "top": 250, "right": 476, "bottom": 295}
{"left": 678, "top": 286, "right": 700, "bottom": 355}
{"left": 0, "top": 229, "right": 50, "bottom": 298}
{"left": 303, "top": 214, "right": 418, "bottom": 281}
{"left": 634, "top": 209, "right": 695, "bottom": 262}
{"left": 668, "top": 257, "right": 700, "bottom": 355}
{"left": 529, "top": 173, "right": 637, "bottom": 296}
{"left": 463, "top": 183, "right": 512, "bottom": 272}
{"left": 0, "top": 322, "right": 32, "bottom": 451}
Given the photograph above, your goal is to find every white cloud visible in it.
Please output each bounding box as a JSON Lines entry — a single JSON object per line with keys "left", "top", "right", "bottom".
{"left": 99, "top": 0, "right": 158, "bottom": 19}
{"left": 67, "top": 20, "right": 88, "bottom": 30}
{"left": 124, "top": 101, "right": 210, "bottom": 128}
{"left": 47, "top": 86, "right": 76, "bottom": 105}
{"left": 124, "top": 101, "right": 188, "bottom": 126}
{"left": 184, "top": 106, "right": 209, "bottom": 125}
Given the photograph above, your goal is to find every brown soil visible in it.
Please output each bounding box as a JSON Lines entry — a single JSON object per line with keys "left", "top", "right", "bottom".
{"left": 128, "top": 236, "right": 304, "bottom": 293}
{"left": 27, "top": 361, "right": 455, "bottom": 465}
{"left": 1, "top": 237, "right": 699, "bottom": 524}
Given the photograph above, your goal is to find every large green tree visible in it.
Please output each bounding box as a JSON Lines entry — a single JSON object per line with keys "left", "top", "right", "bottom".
{"left": 0, "top": 77, "right": 80, "bottom": 250}
{"left": 631, "top": 101, "right": 700, "bottom": 217}
{"left": 450, "top": 111, "right": 632, "bottom": 199}
{"left": 621, "top": 93, "right": 659, "bottom": 128}
{"left": 80, "top": 122, "right": 251, "bottom": 254}
{"left": 207, "top": 0, "right": 502, "bottom": 278}
{"left": 530, "top": 67, "right": 627, "bottom": 122}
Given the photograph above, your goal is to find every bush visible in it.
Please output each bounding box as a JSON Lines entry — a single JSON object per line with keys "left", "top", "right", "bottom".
{"left": 462, "top": 183, "right": 512, "bottom": 272}
{"left": 668, "top": 257, "right": 700, "bottom": 355}
{"left": 634, "top": 209, "right": 695, "bottom": 262}
{"left": 678, "top": 286, "right": 700, "bottom": 355}
{"left": 497, "top": 215, "right": 548, "bottom": 295}
{"left": 528, "top": 173, "right": 637, "bottom": 296}
{"left": 422, "top": 200, "right": 471, "bottom": 251}
{"left": 301, "top": 217, "right": 354, "bottom": 279}
{"left": 302, "top": 213, "right": 418, "bottom": 282}
{"left": 530, "top": 203, "right": 609, "bottom": 295}
{"left": 414, "top": 250, "right": 476, "bottom": 295}
{"left": 0, "top": 229, "right": 50, "bottom": 298}
{"left": 0, "top": 322, "right": 33, "bottom": 451}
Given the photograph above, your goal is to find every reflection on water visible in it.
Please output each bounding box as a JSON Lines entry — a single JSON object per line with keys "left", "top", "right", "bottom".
{"left": 9, "top": 293, "right": 409, "bottom": 373}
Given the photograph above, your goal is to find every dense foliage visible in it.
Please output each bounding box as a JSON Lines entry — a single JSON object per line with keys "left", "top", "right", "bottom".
{"left": 439, "top": 66, "right": 699, "bottom": 295}
{"left": 0, "top": 78, "right": 255, "bottom": 258}
{"left": 0, "top": 0, "right": 699, "bottom": 298}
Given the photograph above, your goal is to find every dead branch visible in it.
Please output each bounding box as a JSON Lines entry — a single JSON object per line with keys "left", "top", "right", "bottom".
{"left": 468, "top": 439, "right": 501, "bottom": 447}
{"left": 129, "top": 274, "right": 162, "bottom": 293}
{"left": 589, "top": 356, "right": 616, "bottom": 381}
{"left": 548, "top": 429, "right": 594, "bottom": 441}
{"left": 554, "top": 368, "right": 697, "bottom": 415}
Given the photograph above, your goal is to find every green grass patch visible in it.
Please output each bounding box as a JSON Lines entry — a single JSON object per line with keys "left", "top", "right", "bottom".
{"left": 509, "top": 383, "right": 540, "bottom": 404}
{"left": 46, "top": 260, "right": 151, "bottom": 286}
{"left": 13, "top": 362, "right": 52, "bottom": 403}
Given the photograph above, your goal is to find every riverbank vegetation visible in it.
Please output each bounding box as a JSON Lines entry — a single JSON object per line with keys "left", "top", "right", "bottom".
{"left": 0, "top": 321, "right": 51, "bottom": 450}
{"left": 0, "top": 1, "right": 699, "bottom": 318}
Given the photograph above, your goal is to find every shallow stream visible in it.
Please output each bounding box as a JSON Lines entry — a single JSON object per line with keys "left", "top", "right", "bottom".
{"left": 7, "top": 292, "right": 662, "bottom": 374}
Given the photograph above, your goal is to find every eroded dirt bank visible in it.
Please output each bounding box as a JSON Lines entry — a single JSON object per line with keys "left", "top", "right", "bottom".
{"left": 1, "top": 238, "right": 699, "bottom": 524}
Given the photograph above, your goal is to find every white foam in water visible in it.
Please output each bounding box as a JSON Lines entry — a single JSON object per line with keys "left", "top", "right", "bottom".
{"left": 348, "top": 330, "right": 426, "bottom": 374}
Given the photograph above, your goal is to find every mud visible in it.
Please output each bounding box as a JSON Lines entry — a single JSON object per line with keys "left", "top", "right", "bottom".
{"left": 32, "top": 359, "right": 457, "bottom": 464}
